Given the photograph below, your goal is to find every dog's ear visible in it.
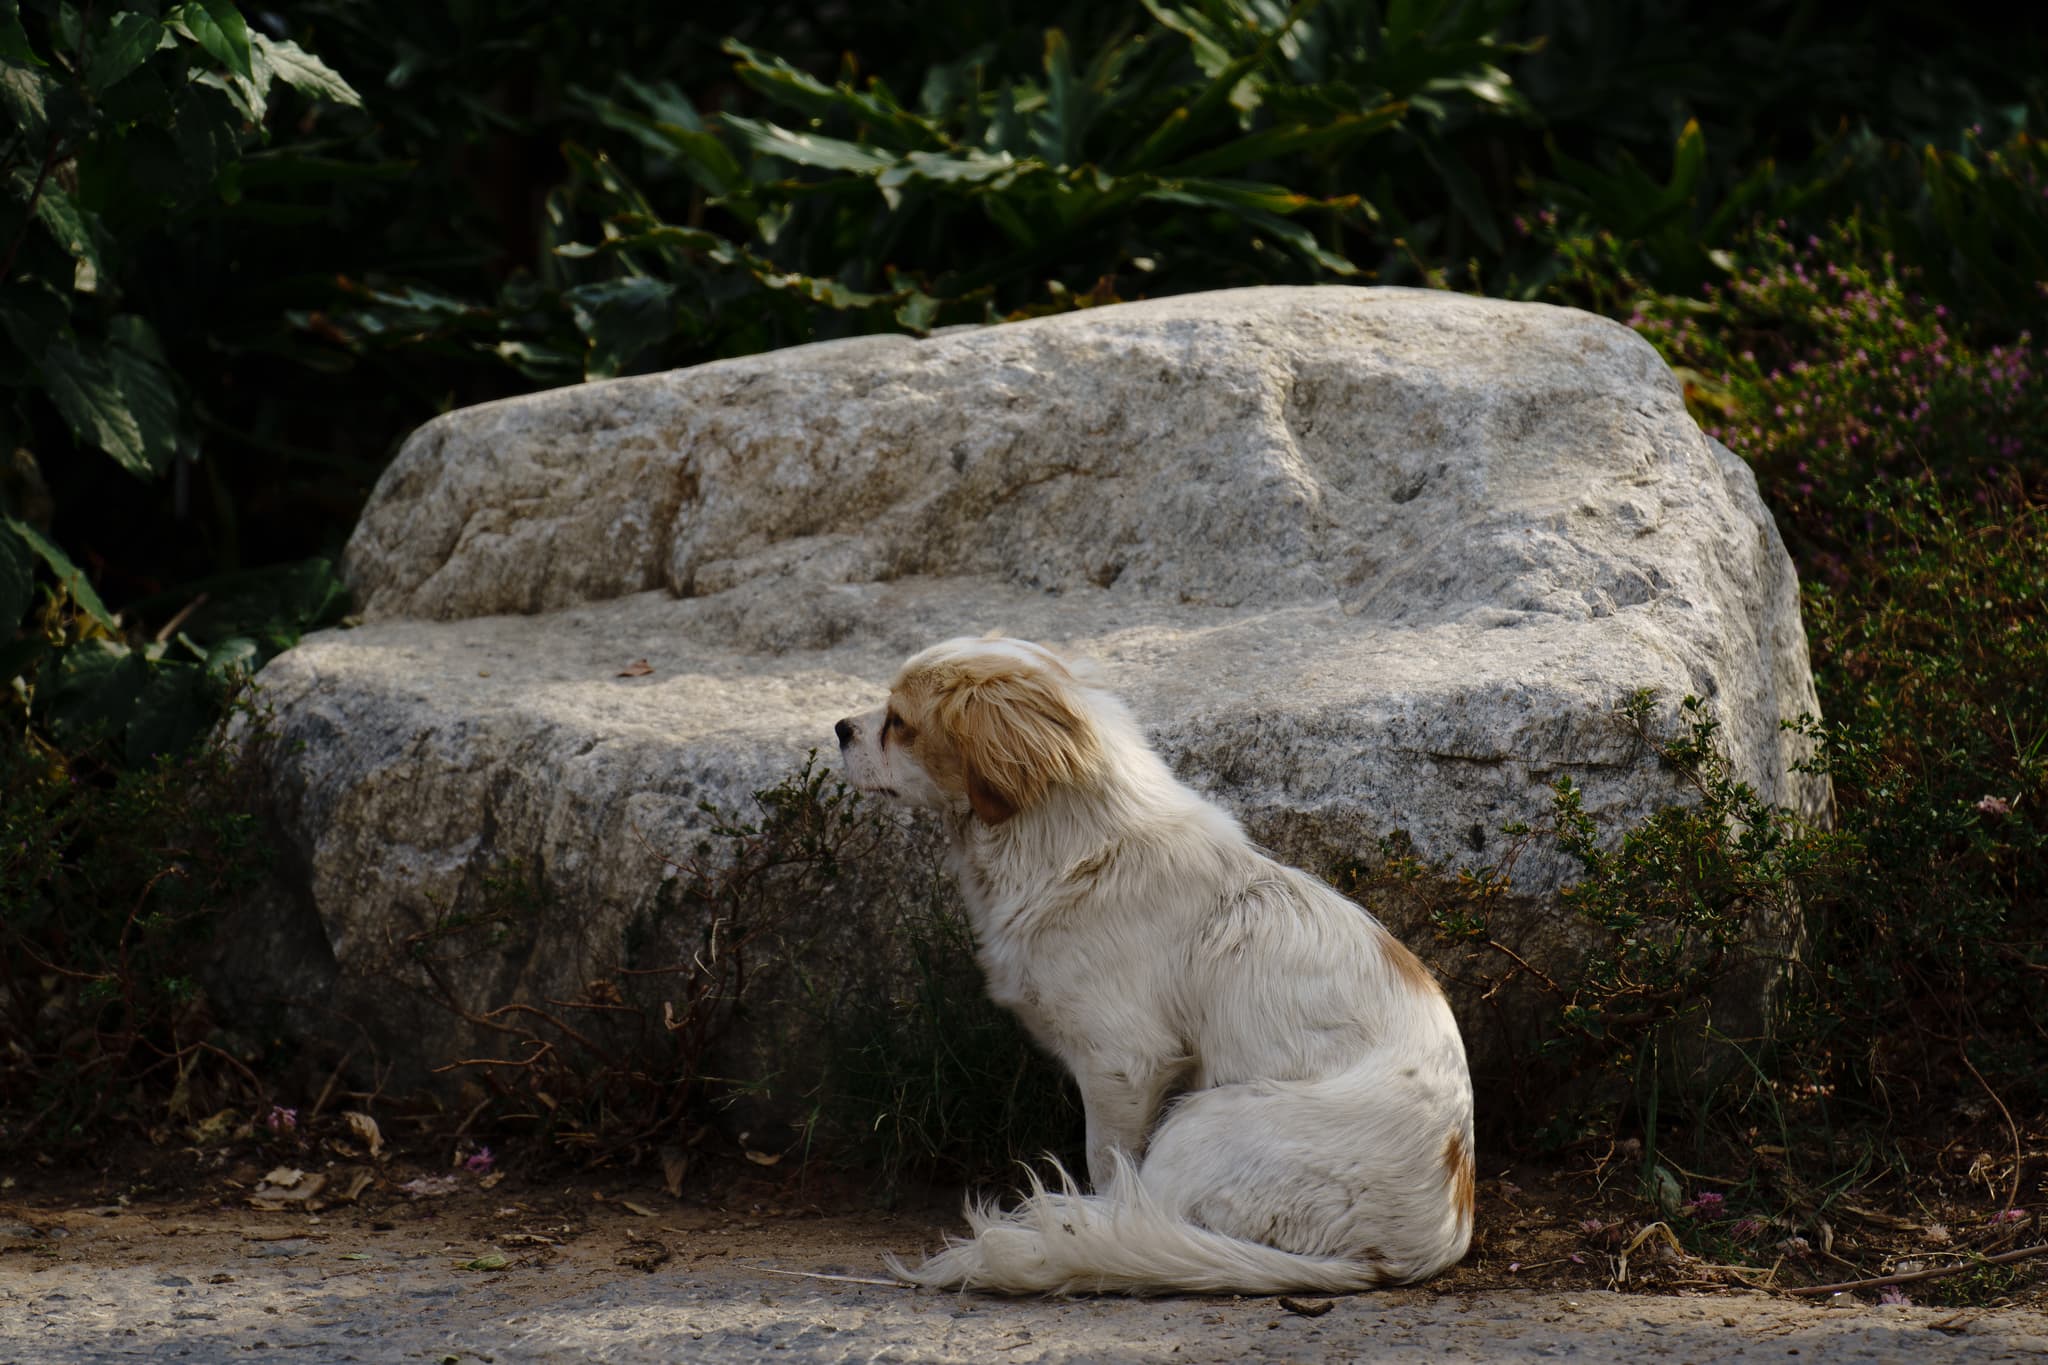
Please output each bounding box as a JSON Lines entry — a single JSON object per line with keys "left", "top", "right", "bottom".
{"left": 934, "top": 664, "right": 1097, "bottom": 825}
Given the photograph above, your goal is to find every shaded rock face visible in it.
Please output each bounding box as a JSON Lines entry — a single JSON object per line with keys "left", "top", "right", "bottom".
{"left": 232, "top": 287, "right": 1826, "bottom": 1115}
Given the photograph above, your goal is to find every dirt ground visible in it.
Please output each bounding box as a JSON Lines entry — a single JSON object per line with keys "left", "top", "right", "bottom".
{"left": 5, "top": 1136, "right": 2046, "bottom": 1363}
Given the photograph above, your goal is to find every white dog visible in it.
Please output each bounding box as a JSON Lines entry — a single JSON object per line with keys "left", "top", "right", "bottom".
{"left": 835, "top": 635, "right": 1475, "bottom": 1295}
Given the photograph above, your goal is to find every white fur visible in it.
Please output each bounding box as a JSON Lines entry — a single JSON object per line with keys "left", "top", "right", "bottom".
{"left": 838, "top": 636, "right": 1475, "bottom": 1295}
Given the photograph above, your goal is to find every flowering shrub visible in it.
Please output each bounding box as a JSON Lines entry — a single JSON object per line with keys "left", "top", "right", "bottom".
{"left": 1611, "top": 222, "right": 2046, "bottom": 1110}
{"left": 1674, "top": 227, "right": 2046, "bottom": 1119}
{"left": 1790, "top": 487, "right": 2048, "bottom": 1104}
{"left": 1625, "top": 221, "right": 2046, "bottom": 574}
{"left": 1491, "top": 205, "right": 2048, "bottom": 1159}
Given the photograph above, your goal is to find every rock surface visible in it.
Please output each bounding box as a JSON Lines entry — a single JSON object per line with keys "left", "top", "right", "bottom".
{"left": 233, "top": 285, "right": 1826, "bottom": 1104}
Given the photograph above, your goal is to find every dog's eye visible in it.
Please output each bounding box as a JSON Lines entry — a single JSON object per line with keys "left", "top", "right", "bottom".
{"left": 883, "top": 710, "right": 914, "bottom": 743}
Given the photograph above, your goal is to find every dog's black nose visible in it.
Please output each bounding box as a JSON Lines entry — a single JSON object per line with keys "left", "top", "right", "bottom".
{"left": 835, "top": 719, "right": 855, "bottom": 747}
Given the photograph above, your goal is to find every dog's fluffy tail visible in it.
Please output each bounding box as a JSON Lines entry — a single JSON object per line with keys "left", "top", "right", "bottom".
{"left": 885, "top": 1155, "right": 1393, "bottom": 1296}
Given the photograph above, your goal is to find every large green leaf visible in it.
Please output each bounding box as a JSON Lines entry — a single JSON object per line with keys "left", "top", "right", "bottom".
{"left": 107, "top": 315, "right": 181, "bottom": 470}
{"left": 554, "top": 223, "right": 730, "bottom": 261}
{"left": 0, "top": 7, "right": 44, "bottom": 68}
{"left": 1150, "top": 184, "right": 1359, "bottom": 274}
{"left": 15, "top": 168, "right": 107, "bottom": 288}
{"left": 251, "top": 31, "right": 360, "bottom": 106}
{"left": 85, "top": 11, "right": 162, "bottom": 93}
{"left": 5, "top": 516, "right": 115, "bottom": 628}
{"left": 42, "top": 638, "right": 149, "bottom": 746}
{"left": 39, "top": 331, "right": 179, "bottom": 479}
{"left": 574, "top": 84, "right": 748, "bottom": 200}
{"left": 1163, "top": 103, "right": 1403, "bottom": 176}
{"left": 875, "top": 148, "right": 1021, "bottom": 207}
{"left": 721, "top": 114, "right": 896, "bottom": 174}
{"left": 723, "top": 38, "right": 936, "bottom": 152}
{"left": 1035, "top": 30, "right": 1089, "bottom": 169}
{"left": 40, "top": 343, "right": 144, "bottom": 475}
{"left": 0, "top": 62, "right": 53, "bottom": 141}
{"left": 176, "top": 0, "right": 252, "bottom": 80}
{"left": 1126, "top": 49, "right": 1266, "bottom": 170}
{"left": 563, "top": 277, "right": 677, "bottom": 378}
{"left": 1140, "top": 1, "right": 1240, "bottom": 77}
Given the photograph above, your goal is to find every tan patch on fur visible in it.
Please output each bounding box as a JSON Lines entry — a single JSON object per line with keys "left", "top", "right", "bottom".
{"left": 893, "top": 652, "right": 1100, "bottom": 823}
{"left": 1444, "top": 1130, "right": 1476, "bottom": 1226}
{"left": 1383, "top": 932, "right": 1441, "bottom": 997}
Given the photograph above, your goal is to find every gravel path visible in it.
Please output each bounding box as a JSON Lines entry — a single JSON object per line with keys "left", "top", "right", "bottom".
{"left": 7, "top": 1207, "right": 2047, "bottom": 1364}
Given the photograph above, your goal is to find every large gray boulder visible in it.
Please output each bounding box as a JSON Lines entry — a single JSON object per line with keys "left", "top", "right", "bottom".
{"left": 233, "top": 286, "right": 1825, "bottom": 1114}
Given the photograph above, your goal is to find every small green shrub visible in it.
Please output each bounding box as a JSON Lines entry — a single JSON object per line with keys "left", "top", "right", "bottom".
{"left": 0, "top": 699, "right": 271, "bottom": 1151}
{"left": 1395, "top": 693, "right": 1842, "bottom": 1144}
{"left": 1545, "top": 694, "right": 1841, "bottom": 1069}
{"left": 401, "top": 759, "right": 873, "bottom": 1162}
{"left": 399, "top": 756, "right": 1077, "bottom": 1180}
{"left": 809, "top": 884, "right": 1080, "bottom": 1193}
{"left": 1791, "top": 485, "right": 2047, "bottom": 1112}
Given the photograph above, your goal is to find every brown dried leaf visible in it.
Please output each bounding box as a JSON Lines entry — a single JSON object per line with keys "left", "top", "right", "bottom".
{"left": 332, "top": 1168, "right": 375, "bottom": 1202}
{"left": 660, "top": 1146, "right": 689, "bottom": 1198}
{"left": 617, "top": 659, "right": 654, "bottom": 677}
{"left": 248, "top": 1171, "right": 327, "bottom": 1207}
{"left": 343, "top": 1111, "right": 386, "bottom": 1160}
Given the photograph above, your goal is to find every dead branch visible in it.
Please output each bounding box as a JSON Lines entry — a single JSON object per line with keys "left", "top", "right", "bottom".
{"left": 1783, "top": 1243, "right": 2048, "bottom": 1297}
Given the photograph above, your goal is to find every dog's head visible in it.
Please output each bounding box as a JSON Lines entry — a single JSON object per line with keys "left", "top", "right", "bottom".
{"left": 835, "top": 636, "right": 1103, "bottom": 824}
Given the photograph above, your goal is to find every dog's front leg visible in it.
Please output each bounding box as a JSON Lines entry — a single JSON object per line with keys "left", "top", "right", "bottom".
{"left": 1075, "top": 1062, "right": 1177, "bottom": 1190}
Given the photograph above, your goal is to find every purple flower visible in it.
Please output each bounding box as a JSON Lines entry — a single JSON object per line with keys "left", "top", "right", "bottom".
{"left": 1683, "top": 1191, "right": 1726, "bottom": 1216}
{"left": 465, "top": 1146, "right": 496, "bottom": 1173}
{"left": 265, "top": 1105, "right": 298, "bottom": 1134}
{"left": 1879, "top": 1287, "right": 1912, "bottom": 1306}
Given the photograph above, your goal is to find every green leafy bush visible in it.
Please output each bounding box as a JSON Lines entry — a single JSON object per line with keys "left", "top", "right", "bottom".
{"left": 0, "top": 704, "right": 270, "bottom": 1150}
{"left": 1544, "top": 695, "right": 1839, "bottom": 1068}
{"left": 811, "top": 875, "right": 1080, "bottom": 1192}
{"left": 0, "top": 0, "right": 360, "bottom": 592}
{"left": 1, "top": 3, "right": 358, "bottom": 758}
{"left": 314, "top": 0, "right": 1533, "bottom": 379}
